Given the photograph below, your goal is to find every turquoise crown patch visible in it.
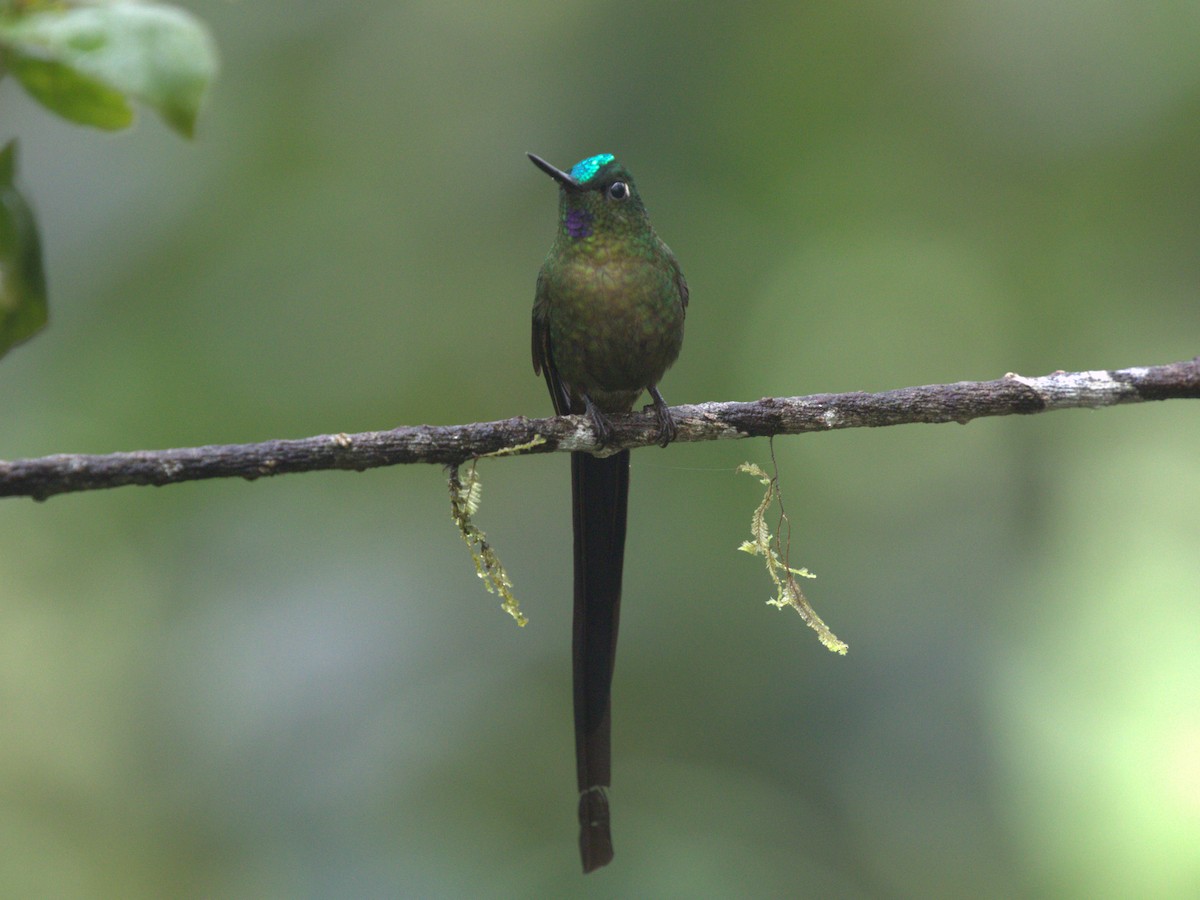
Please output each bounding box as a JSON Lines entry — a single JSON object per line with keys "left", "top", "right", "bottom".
{"left": 569, "top": 154, "right": 615, "bottom": 184}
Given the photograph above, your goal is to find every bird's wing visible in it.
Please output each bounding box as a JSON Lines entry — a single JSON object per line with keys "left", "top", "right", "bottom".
{"left": 532, "top": 270, "right": 573, "bottom": 416}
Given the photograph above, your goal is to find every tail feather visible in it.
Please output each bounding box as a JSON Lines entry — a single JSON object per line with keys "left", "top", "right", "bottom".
{"left": 571, "top": 449, "right": 629, "bottom": 873}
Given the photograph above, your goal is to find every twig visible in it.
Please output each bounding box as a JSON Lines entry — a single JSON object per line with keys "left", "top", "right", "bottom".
{"left": 2, "top": 358, "right": 1197, "bottom": 501}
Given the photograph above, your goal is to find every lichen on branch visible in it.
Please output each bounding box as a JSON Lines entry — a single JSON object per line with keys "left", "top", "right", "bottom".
{"left": 448, "top": 460, "right": 526, "bottom": 627}
{"left": 738, "top": 455, "right": 847, "bottom": 655}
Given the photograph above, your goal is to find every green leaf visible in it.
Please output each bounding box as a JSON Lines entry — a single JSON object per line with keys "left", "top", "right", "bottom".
{"left": 0, "top": 141, "right": 49, "bottom": 360}
{"left": 8, "top": 52, "right": 134, "bottom": 129}
{"left": 0, "top": 1, "right": 218, "bottom": 137}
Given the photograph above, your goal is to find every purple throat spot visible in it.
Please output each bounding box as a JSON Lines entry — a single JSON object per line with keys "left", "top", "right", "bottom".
{"left": 566, "top": 209, "right": 593, "bottom": 239}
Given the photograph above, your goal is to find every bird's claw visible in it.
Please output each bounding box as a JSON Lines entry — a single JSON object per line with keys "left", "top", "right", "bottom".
{"left": 647, "top": 386, "right": 676, "bottom": 448}
{"left": 583, "top": 396, "right": 616, "bottom": 448}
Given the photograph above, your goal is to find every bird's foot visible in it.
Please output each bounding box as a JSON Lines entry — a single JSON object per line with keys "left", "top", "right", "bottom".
{"left": 647, "top": 385, "right": 676, "bottom": 447}
{"left": 582, "top": 395, "right": 616, "bottom": 448}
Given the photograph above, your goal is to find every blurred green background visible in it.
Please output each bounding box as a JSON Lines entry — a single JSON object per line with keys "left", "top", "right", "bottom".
{"left": 2, "top": 1, "right": 1199, "bottom": 896}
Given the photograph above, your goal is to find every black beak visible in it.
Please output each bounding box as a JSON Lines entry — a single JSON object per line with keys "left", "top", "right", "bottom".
{"left": 527, "top": 152, "right": 579, "bottom": 190}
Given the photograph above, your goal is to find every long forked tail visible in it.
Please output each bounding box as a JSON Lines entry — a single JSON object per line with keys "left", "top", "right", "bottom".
{"left": 571, "top": 448, "right": 630, "bottom": 873}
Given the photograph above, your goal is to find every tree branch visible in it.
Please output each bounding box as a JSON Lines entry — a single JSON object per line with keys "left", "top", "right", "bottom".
{"left": 3, "top": 358, "right": 1197, "bottom": 501}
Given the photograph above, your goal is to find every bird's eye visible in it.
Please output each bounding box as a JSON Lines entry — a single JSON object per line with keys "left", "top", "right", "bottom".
{"left": 607, "top": 181, "right": 629, "bottom": 201}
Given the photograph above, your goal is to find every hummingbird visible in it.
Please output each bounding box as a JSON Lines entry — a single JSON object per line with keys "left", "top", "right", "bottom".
{"left": 529, "top": 151, "right": 688, "bottom": 872}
